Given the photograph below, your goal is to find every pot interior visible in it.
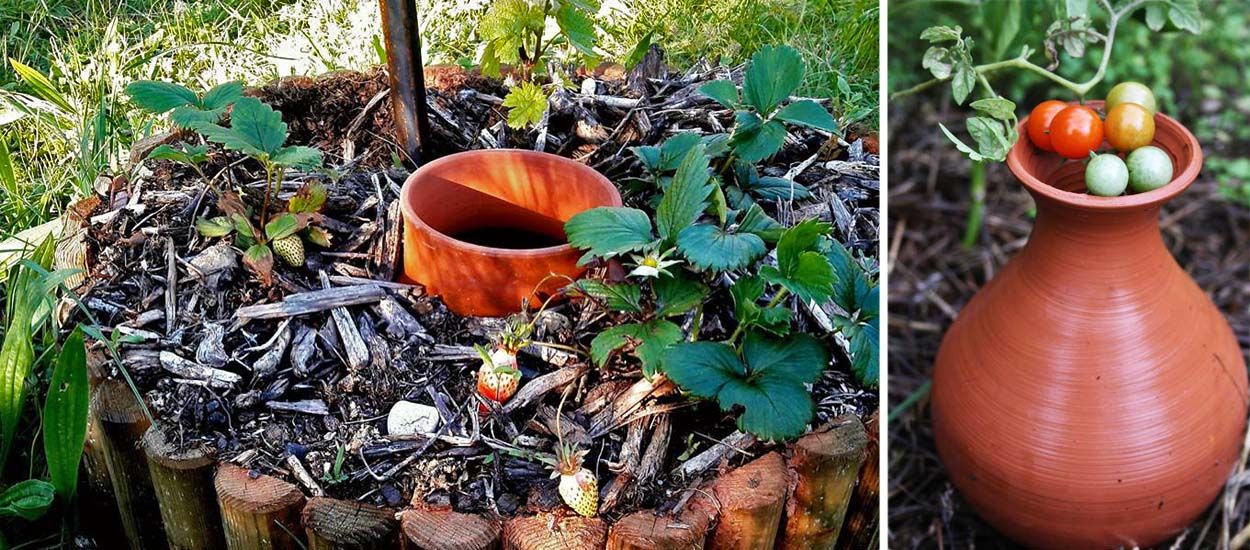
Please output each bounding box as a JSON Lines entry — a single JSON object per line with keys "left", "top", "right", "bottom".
{"left": 405, "top": 151, "right": 620, "bottom": 251}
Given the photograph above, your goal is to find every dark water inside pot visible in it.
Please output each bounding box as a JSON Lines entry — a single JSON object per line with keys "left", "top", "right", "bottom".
{"left": 451, "top": 226, "right": 566, "bottom": 249}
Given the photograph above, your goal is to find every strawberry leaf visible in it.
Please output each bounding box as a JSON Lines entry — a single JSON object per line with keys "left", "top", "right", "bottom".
{"left": 288, "top": 181, "right": 328, "bottom": 214}
{"left": 124, "top": 80, "right": 198, "bottom": 114}
{"left": 271, "top": 145, "right": 323, "bottom": 170}
{"left": 570, "top": 280, "right": 643, "bottom": 313}
{"left": 742, "top": 44, "right": 804, "bottom": 116}
{"left": 728, "top": 112, "right": 787, "bottom": 163}
{"left": 195, "top": 216, "right": 234, "bottom": 237}
{"left": 655, "top": 145, "right": 712, "bottom": 243}
{"left": 699, "top": 80, "right": 739, "bottom": 109}
{"left": 200, "top": 97, "right": 288, "bottom": 157}
{"left": 201, "top": 80, "right": 244, "bottom": 110}
{"left": 653, "top": 273, "right": 708, "bottom": 317}
{"left": 759, "top": 219, "right": 836, "bottom": 303}
{"left": 303, "top": 226, "right": 332, "bottom": 247}
{"left": 589, "top": 319, "right": 682, "bottom": 377}
{"left": 676, "top": 224, "right": 766, "bottom": 271}
{"left": 774, "top": 99, "right": 837, "bottom": 132}
{"left": 565, "top": 206, "right": 656, "bottom": 264}
{"left": 147, "top": 143, "right": 208, "bottom": 166}
{"left": 738, "top": 203, "right": 784, "bottom": 243}
{"left": 749, "top": 176, "right": 810, "bottom": 202}
{"left": 502, "top": 81, "right": 548, "bottom": 129}
{"left": 243, "top": 244, "right": 274, "bottom": 286}
{"left": 264, "top": 213, "right": 304, "bottom": 241}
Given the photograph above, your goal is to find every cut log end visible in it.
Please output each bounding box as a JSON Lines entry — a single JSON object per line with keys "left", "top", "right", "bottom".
{"left": 143, "top": 425, "right": 214, "bottom": 470}
{"left": 781, "top": 415, "right": 870, "bottom": 550}
{"left": 709, "top": 451, "right": 788, "bottom": 550}
{"left": 503, "top": 513, "right": 608, "bottom": 550}
{"left": 302, "top": 497, "right": 397, "bottom": 548}
{"left": 399, "top": 507, "right": 501, "bottom": 550}
{"left": 606, "top": 510, "right": 707, "bottom": 550}
{"left": 215, "top": 463, "right": 305, "bottom": 514}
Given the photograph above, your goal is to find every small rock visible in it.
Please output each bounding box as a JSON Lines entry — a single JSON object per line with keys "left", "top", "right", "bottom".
{"left": 386, "top": 401, "right": 440, "bottom": 436}
{"left": 187, "top": 244, "right": 238, "bottom": 290}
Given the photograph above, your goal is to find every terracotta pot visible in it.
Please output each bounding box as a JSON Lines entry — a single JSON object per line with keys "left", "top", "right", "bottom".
{"left": 399, "top": 149, "right": 621, "bottom": 317}
{"left": 931, "top": 101, "right": 1247, "bottom": 548}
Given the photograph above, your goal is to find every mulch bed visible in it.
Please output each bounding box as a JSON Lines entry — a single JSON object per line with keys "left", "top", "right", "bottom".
{"left": 887, "top": 97, "right": 1250, "bottom": 549}
{"left": 71, "top": 50, "right": 879, "bottom": 537}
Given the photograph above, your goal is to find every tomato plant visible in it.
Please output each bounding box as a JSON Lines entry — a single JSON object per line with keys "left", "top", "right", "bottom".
{"left": 1050, "top": 105, "right": 1103, "bottom": 160}
{"left": 1026, "top": 100, "right": 1069, "bottom": 152}
{"left": 1105, "top": 102, "right": 1155, "bottom": 152}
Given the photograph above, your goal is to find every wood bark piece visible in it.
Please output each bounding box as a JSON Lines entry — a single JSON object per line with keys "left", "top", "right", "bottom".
{"left": 320, "top": 271, "right": 370, "bottom": 370}
{"left": 143, "top": 425, "right": 226, "bottom": 550}
{"left": 499, "top": 365, "right": 585, "bottom": 414}
{"left": 159, "top": 351, "right": 241, "bottom": 388}
{"left": 707, "top": 452, "right": 787, "bottom": 550}
{"left": 301, "top": 497, "right": 397, "bottom": 549}
{"left": 93, "top": 379, "right": 167, "bottom": 550}
{"left": 779, "top": 416, "right": 868, "bottom": 550}
{"left": 399, "top": 507, "right": 501, "bottom": 550}
{"left": 674, "top": 431, "right": 756, "bottom": 480}
{"left": 234, "top": 284, "right": 386, "bottom": 321}
{"left": 606, "top": 509, "right": 708, "bottom": 550}
{"left": 502, "top": 514, "right": 607, "bottom": 550}
{"left": 215, "top": 463, "right": 306, "bottom": 549}
{"left": 834, "top": 412, "right": 878, "bottom": 550}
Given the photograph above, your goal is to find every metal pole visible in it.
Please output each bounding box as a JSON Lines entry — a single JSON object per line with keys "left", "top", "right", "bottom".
{"left": 379, "top": 0, "right": 431, "bottom": 165}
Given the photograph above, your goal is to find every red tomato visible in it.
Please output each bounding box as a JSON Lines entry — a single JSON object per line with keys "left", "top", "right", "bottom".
{"left": 1026, "top": 100, "right": 1070, "bottom": 152}
{"left": 1049, "top": 105, "right": 1104, "bottom": 159}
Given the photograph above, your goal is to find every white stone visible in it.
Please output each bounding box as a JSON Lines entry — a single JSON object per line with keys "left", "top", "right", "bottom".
{"left": 386, "top": 401, "right": 440, "bottom": 436}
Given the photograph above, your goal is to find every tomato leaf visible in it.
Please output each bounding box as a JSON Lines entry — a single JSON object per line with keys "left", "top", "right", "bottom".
{"left": 43, "top": 326, "right": 88, "bottom": 501}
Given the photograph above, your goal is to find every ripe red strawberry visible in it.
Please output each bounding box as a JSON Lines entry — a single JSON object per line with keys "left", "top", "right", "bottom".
{"left": 552, "top": 443, "right": 597, "bottom": 517}
{"left": 475, "top": 346, "right": 519, "bottom": 413}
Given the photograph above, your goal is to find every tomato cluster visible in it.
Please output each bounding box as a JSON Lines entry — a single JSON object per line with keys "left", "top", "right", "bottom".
{"left": 1024, "top": 82, "right": 1174, "bottom": 197}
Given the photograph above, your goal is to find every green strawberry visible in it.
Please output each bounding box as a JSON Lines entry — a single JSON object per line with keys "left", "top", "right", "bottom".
{"left": 272, "top": 235, "right": 305, "bottom": 266}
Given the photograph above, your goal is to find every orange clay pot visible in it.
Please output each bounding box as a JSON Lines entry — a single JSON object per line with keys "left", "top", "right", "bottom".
{"left": 931, "top": 101, "right": 1247, "bottom": 548}
{"left": 399, "top": 149, "right": 621, "bottom": 317}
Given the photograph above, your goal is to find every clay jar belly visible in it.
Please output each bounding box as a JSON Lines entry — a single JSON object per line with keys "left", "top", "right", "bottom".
{"left": 399, "top": 149, "right": 622, "bottom": 317}
{"left": 931, "top": 102, "right": 1248, "bottom": 549}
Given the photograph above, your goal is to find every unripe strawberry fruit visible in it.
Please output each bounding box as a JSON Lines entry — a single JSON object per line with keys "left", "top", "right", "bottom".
{"left": 476, "top": 348, "right": 519, "bottom": 412}
{"left": 272, "top": 235, "right": 305, "bottom": 266}
{"left": 552, "top": 443, "right": 597, "bottom": 517}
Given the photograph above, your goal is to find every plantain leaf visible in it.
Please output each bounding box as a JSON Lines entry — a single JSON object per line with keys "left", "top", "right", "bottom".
{"left": 0, "top": 480, "right": 54, "bottom": 521}
{"left": 43, "top": 326, "right": 88, "bottom": 501}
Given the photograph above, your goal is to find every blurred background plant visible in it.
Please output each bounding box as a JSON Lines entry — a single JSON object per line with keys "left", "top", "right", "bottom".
{"left": 1, "top": 0, "right": 879, "bottom": 241}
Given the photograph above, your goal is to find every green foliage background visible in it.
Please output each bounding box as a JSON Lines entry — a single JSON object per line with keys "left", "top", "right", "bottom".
{"left": 888, "top": 0, "right": 1250, "bottom": 205}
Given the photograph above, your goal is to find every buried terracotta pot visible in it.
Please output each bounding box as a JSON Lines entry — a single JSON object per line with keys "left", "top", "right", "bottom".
{"left": 931, "top": 101, "right": 1248, "bottom": 548}
{"left": 399, "top": 149, "right": 621, "bottom": 317}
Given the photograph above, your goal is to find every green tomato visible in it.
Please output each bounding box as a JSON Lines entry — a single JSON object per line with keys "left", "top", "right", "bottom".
{"left": 1085, "top": 154, "right": 1129, "bottom": 197}
{"left": 1126, "top": 146, "right": 1174, "bottom": 192}
{"left": 1107, "top": 82, "right": 1158, "bottom": 115}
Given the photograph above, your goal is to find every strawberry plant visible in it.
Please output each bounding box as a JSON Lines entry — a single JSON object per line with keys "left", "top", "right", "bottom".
{"left": 892, "top": 0, "right": 1202, "bottom": 245}
{"left": 125, "top": 80, "right": 244, "bottom": 129}
{"left": 478, "top": 0, "right": 601, "bottom": 128}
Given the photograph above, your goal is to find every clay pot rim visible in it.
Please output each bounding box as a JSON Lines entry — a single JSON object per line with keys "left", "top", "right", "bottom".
{"left": 399, "top": 149, "right": 620, "bottom": 258}
{"left": 1007, "top": 99, "right": 1202, "bottom": 211}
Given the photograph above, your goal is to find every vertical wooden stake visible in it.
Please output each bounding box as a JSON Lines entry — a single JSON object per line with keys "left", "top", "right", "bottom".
{"left": 143, "top": 426, "right": 226, "bottom": 549}
{"left": 215, "top": 463, "right": 306, "bottom": 549}
{"left": 779, "top": 415, "right": 869, "bottom": 550}
{"left": 378, "top": 0, "right": 431, "bottom": 164}
{"left": 708, "top": 451, "right": 788, "bottom": 550}
{"left": 399, "top": 506, "right": 501, "bottom": 550}
{"left": 835, "top": 412, "right": 878, "bottom": 550}
{"left": 93, "top": 379, "right": 166, "bottom": 550}
{"left": 79, "top": 359, "right": 128, "bottom": 549}
{"left": 503, "top": 513, "right": 607, "bottom": 550}
{"left": 302, "top": 497, "right": 398, "bottom": 549}
{"left": 606, "top": 509, "right": 709, "bottom": 550}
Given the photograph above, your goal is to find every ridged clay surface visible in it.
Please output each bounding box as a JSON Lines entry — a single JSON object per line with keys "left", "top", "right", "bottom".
{"left": 932, "top": 102, "right": 1248, "bottom": 548}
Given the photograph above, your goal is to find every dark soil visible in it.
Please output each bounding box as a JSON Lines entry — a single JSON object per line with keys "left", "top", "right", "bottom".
{"left": 887, "top": 96, "right": 1250, "bottom": 549}
{"left": 76, "top": 55, "right": 880, "bottom": 528}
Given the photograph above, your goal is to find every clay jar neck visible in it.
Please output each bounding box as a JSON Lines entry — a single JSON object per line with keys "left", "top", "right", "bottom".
{"left": 1005, "top": 103, "right": 1202, "bottom": 279}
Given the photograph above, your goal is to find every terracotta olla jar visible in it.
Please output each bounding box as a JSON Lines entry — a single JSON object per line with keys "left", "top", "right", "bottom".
{"left": 399, "top": 149, "right": 621, "bottom": 317}
{"left": 931, "top": 101, "right": 1247, "bottom": 548}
